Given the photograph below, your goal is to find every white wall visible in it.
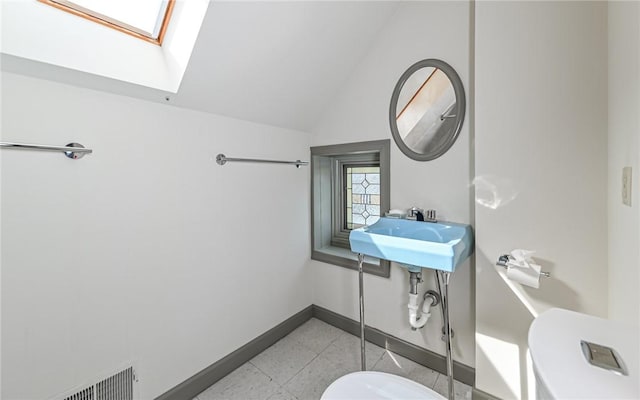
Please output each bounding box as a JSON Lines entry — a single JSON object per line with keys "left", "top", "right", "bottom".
{"left": 608, "top": 1, "right": 640, "bottom": 326}
{"left": 0, "top": 72, "right": 312, "bottom": 399}
{"left": 310, "top": 2, "right": 475, "bottom": 368}
{"left": 475, "top": 2, "right": 608, "bottom": 399}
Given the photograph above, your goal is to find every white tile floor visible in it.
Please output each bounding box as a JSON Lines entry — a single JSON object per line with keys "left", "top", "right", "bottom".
{"left": 195, "top": 318, "right": 472, "bottom": 400}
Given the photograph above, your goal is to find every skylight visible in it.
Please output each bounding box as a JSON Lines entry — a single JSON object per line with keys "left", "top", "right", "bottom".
{"left": 38, "top": 0, "right": 175, "bottom": 44}
{"left": 4, "top": 0, "right": 209, "bottom": 92}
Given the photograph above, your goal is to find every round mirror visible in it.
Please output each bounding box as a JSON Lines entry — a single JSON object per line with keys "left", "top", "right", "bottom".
{"left": 389, "top": 59, "right": 465, "bottom": 161}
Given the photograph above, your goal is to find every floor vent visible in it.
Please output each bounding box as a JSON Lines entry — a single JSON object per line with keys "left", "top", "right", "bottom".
{"left": 58, "top": 366, "right": 135, "bottom": 400}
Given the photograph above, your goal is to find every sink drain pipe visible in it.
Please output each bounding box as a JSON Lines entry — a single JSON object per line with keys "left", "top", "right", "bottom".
{"left": 408, "top": 272, "right": 440, "bottom": 330}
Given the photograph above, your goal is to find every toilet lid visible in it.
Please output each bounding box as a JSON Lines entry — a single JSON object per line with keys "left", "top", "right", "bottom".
{"left": 529, "top": 308, "right": 639, "bottom": 399}
{"left": 321, "top": 371, "right": 446, "bottom": 400}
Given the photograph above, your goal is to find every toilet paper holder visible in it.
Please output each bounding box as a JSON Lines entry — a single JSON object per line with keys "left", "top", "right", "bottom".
{"left": 496, "top": 254, "right": 551, "bottom": 278}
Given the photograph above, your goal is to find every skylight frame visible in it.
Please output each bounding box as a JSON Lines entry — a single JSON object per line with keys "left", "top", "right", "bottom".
{"left": 37, "top": 0, "right": 176, "bottom": 45}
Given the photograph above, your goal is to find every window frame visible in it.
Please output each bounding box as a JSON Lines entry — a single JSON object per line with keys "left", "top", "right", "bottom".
{"left": 330, "top": 155, "right": 380, "bottom": 249}
{"left": 38, "top": 0, "right": 176, "bottom": 45}
{"left": 310, "top": 140, "right": 390, "bottom": 278}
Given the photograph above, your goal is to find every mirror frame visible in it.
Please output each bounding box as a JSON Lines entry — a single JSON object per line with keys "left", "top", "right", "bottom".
{"left": 389, "top": 59, "right": 466, "bottom": 161}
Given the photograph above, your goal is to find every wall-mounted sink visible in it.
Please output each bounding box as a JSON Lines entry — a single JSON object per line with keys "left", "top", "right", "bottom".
{"left": 349, "top": 217, "right": 473, "bottom": 272}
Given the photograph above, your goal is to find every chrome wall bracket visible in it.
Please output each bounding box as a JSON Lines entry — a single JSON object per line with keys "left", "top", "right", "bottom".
{"left": 63, "top": 143, "right": 90, "bottom": 159}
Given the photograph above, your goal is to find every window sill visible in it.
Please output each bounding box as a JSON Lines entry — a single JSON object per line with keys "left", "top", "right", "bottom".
{"left": 311, "top": 246, "right": 390, "bottom": 278}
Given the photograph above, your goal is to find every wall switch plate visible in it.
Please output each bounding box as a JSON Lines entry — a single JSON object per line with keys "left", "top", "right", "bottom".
{"left": 622, "top": 167, "right": 632, "bottom": 206}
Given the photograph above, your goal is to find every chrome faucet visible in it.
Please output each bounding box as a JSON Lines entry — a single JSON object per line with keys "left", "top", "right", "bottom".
{"left": 408, "top": 207, "right": 425, "bottom": 221}
{"left": 408, "top": 207, "right": 437, "bottom": 223}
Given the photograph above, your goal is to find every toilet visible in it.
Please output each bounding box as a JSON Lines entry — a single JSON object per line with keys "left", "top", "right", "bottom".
{"left": 321, "top": 371, "right": 446, "bottom": 400}
{"left": 529, "top": 308, "right": 639, "bottom": 399}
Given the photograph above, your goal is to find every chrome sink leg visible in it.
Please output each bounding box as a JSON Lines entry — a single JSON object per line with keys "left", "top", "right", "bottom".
{"left": 358, "top": 253, "right": 366, "bottom": 371}
{"left": 437, "top": 270, "right": 454, "bottom": 400}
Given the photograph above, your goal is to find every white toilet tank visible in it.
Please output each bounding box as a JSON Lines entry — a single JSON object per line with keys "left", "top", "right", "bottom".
{"left": 528, "top": 308, "right": 639, "bottom": 399}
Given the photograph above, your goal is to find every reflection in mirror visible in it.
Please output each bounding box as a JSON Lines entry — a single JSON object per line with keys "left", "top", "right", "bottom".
{"left": 389, "top": 59, "right": 465, "bottom": 161}
{"left": 396, "top": 68, "right": 456, "bottom": 153}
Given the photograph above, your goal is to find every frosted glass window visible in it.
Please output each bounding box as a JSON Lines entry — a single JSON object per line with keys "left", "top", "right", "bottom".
{"left": 345, "top": 166, "right": 381, "bottom": 229}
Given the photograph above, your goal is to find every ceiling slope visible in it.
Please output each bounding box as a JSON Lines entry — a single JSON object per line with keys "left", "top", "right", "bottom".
{"left": 169, "top": 1, "right": 399, "bottom": 131}
{"left": 2, "top": 1, "right": 399, "bottom": 132}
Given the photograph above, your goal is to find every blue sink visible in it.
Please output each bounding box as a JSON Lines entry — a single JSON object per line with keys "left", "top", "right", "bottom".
{"left": 349, "top": 217, "right": 474, "bottom": 272}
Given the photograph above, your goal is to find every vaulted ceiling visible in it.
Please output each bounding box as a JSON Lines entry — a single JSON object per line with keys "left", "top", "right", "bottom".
{"left": 2, "top": 1, "right": 400, "bottom": 132}
{"left": 171, "top": 1, "right": 399, "bottom": 131}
